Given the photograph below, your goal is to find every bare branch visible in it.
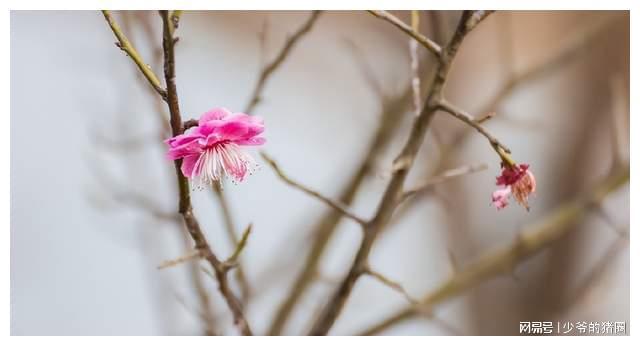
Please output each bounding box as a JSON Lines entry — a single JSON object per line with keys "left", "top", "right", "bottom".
{"left": 224, "top": 224, "right": 252, "bottom": 268}
{"left": 157, "top": 250, "right": 201, "bottom": 270}
{"left": 261, "top": 152, "right": 366, "bottom": 225}
{"left": 409, "top": 10, "right": 422, "bottom": 116}
{"left": 465, "top": 10, "right": 495, "bottom": 32}
{"left": 359, "top": 167, "right": 629, "bottom": 335}
{"left": 101, "top": 10, "right": 167, "bottom": 100}
{"left": 364, "top": 267, "right": 418, "bottom": 305}
{"left": 609, "top": 74, "right": 628, "bottom": 169}
{"left": 436, "top": 99, "right": 515, "bottom": 166}
{"left": 308, "top": 11, "right": 494, "bottom": 335}
{"left": 555, "top": 237, "right": 628, "bottom": 320}
{"left": 367, "top": 10, "right": 442, "bottom": 57}
{"left": 105, "top": 12, "right": 217, "bottom": 335}
{"left": 212, "top": 185, "right": 251, "bottom": 301}
{"left": 245, "top": 11, "right": 323, "bottom": 113}
{"left": 147, "top": 11, "right": 253, "bottom": 335}
{"left": 481, "top": 15, "right": 617, "bottom": 118}
{"left": 267, "top": 85, "right": 413, "bottom": 335}
{"left": 592, "top": 205, "right": 629, "bottom": 239}
{"left": 401, "top": 163, "right": 488, "bottom": 202}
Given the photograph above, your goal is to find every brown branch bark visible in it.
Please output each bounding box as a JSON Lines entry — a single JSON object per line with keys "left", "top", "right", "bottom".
{"left": 101, "top": 10, "right": 168, "bottom": 100}
{"left": 359, "top": 166, "right": 629, "bottom": 335}
{"left": 367, "top": 10, "right": 442, "bottom": 57}
{"left": 364, "top": 267, "right": 418, "bottom": 305}
{"left": 480, "top": 14, "right": 616, "bottom": 118}
{"left": 245, "top": 10, "right": 323, "bottom": 114}
{"left": 157, "top": 11, "right": 252, "bottom": 335}
{"left": 170, "top": 12, "right": 323, "bottom": 335}
{"left": 261, "top": 152, "right": 366, "bottom": 225}
{"left": 308, "top": 11, "right": 483, "bottom": 335}
{"left": 436, "top": 99, "right": 514, "bottom": 165}
{"left": 267, "top": 87, "right": 412, "bottom": 335}
{"left": 212, "top": 184, "right": 251, "bottom": 301}
{"left": 267, "top": 14, "right": 454, "bottom": 334}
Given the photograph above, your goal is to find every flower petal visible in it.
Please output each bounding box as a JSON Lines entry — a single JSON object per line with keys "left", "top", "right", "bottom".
{"left": 199, "top": 107, "right": 233, "bottom": 125}
{"left": 181, "top": 153, "right": 202, "bottom": 178}
{"left": 491, "top": 186, "right": 511, "bottom": 210}
{"left": 234, "top": 137, "right": 266, "bottom": 146}
{"left": 167, "top": 133, "right": 205, "bottom": 160}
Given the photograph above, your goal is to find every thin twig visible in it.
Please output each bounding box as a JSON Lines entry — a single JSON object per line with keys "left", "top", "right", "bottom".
{"left": 554, "top": 236, "right": 628, "bottom": 320}
{"left": 592, "top": 205, "right": 629, "bottom": 239}
{"left": 436, "top": 99, "right": 515, "bottom": 166}
{"left": 224, "top": 224, "right": 252, "bottom": 267}
{"left": 136, "top": 11, "right": 251, "bottom": 335}
{"left": 364, "top": 268, "right": 418, "bottom": 305}
{"left": 370, "top": 16, "right": 620, "bottom": 334}
{"left": 118, "top": 12, "right": 217, "bottom": 335}
{"left": 267, "top": 19, "right": 446, "bottom": 333}
{"left": 401, "top": 163, "right": 488, "bottom": 202}
{"left": 609, "top": 74, "right": 628, "bottom": 169}
{"left": 212, "top": 184, "right": 252, "bottom": 301}
{"left": 309, "top": 11, "right": 488, "bottom": 335}
{"left": 245, "top": 10, "right": 323, "bottom": 114}
{"left": 261, "top": 152, "right": 366, "bottom": 225}
{"left": 367, "top": 10, "right": 442, "bottom": 57}
{"left": 101, "top": 10, "right": 168, "bottom": 100}
{"left": 359, "top": 167, "right": 629, "bottom": 335}
{"left": 481, "top": 14, "right": 617, "bottom": 118}
{"left": 409, "top": 10, "right": 422, "bottom": 116}
{"left": 267, "top": 85, "right": 414, "bottom": 335}
{"left": 157, "top": 250, "right": 201, "bottom": 269}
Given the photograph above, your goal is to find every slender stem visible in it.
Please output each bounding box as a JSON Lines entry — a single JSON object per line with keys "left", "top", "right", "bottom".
{"left": 360, "top": 167, "right": 629, "bottom": 335}
{"left": 308, "top": 11, "right": 483, "bottom": 336}
{"left": 225, "top": 224, "right": 252, "bottom": 265}
{"left": 364, "top": 268, "right": 418, "bottom": 305}
{"left": 367, "top": 10, "right": 442, "bottom": 57}
{"left": 157, "top": 250, "right": 201, "bottom": 269}
{"left": 409, "top": 10, "right": 422, "bottom": 116}
{"left": 212, "top": 184, "right": 251, "bottom": 301}
{"left": 101, "top": 10, "right": 167, "bottom": 100}
{"left": 261, "top": 152, "right": 366, "bottom": 225}
{"left": 245, "top": 11, "right": 323, "bottom": 114}
{"left": 436, "top": 99, "right": 515, "bottom": 166}
{"left": 103, "top": 10, "right": 253, "bottom": 335}
{"left": 267, "top": 87, "right": 412, "bottom": 335}
{"left": 159, "top": 10, "right": 252, "bottom": 335}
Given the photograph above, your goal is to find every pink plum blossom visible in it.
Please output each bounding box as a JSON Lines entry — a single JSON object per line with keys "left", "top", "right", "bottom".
{"left": 165, "top": 107, "right": 265, "bottom": 186}
{"left": 492, "top": 163, "right": 536, "bottom": 211}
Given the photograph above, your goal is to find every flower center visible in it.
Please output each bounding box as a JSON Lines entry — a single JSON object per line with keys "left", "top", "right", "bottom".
{"left": 194, "top": 142, "right": 257, "bottom": 188}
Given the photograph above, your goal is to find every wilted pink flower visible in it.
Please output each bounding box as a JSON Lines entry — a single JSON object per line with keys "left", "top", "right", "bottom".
{"left": 165, "top": 107, "right": 265, "bottom": 186}
{"left": 492, "top": 163, "right": 536, "bottom": 211}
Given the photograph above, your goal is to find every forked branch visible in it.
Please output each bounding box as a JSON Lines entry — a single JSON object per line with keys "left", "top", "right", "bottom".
{"left": 360, "top": 167, "right": 629, "bottom": 335}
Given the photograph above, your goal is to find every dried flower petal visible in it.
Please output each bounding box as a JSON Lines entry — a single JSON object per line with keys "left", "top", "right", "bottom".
{"left": 491, "top": 186, "right": 511, "bottom": 210}
{"left": 492, "top": 163, "right": 536, "bottom": 211}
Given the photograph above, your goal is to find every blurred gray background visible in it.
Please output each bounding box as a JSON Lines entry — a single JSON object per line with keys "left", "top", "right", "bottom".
{"left": 11, "top": 10, "right": 629, "bottom": 335}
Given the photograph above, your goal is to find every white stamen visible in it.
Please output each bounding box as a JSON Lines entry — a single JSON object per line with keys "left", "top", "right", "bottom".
{"left": 193, "top": 142, "right": 258, "bottom": 189}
